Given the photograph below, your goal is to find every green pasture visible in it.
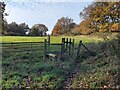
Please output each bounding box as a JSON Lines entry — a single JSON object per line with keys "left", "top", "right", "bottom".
{"left": 1, "top": 35, "right": 119, "bottom": 88}
{"left": 1, "top": 36, "right": 78, "bottom": 88}
{"left": 1, "top": 36, "right": 103, "bottom": 43}
{"left": 1, "top": 35, "right": 103, "bottom": 88}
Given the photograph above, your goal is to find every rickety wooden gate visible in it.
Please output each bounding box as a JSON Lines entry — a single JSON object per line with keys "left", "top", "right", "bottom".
{"left": 43, "top": 36, "right": 74, "bottom": 60}
{"left": 43, "top": 36, "right": 95, "bottom": 60}
{"left": 76, "top": 40, "right": 95, "bottom": 60}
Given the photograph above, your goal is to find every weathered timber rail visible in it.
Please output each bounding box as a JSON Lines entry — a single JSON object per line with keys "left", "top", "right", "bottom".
{"left": 2, "top": 42, "right": 44, "bottom": 52}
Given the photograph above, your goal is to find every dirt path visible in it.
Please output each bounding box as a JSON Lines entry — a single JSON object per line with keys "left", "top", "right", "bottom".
{"left": 62, "top": 64, "right": 80, "bottom": 89}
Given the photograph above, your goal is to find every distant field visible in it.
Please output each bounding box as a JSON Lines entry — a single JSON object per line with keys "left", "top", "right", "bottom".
{"left": 1, "top": 36, "right": 47, "bottom": 43}
{"left": 1, "top": 36, "right": 103, "bottom": 43}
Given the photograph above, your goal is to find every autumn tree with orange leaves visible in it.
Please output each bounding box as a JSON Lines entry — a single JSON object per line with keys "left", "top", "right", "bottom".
{"left": 52, "top": 17, "right": 76, "bottom": 35}
{"left": 80, "top": 2, "right": 119, "bottom": 32}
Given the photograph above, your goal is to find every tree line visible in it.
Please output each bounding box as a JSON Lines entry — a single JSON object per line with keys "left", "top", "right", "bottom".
{"left": 0, "top": 2, "right": 48, "bottom": 36}
{"left": 2, "top": 21, "right": 48, "bottom": 36}
{"left": 52, "top": 2, "right": 119, "bottom": 35}
{"left": 1, "top": 2, "right": 119, "bottom": 36}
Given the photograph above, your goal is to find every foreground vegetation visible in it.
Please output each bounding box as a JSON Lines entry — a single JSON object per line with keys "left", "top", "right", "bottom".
{"left": 71, "top": 38, "right": 119, "bottom": 88}
{"left": 1, "top": 34, "right": 119, "bottom": 89}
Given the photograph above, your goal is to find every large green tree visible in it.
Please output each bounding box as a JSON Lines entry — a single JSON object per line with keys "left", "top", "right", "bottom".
{"left": 7, "top": 22, "right": 29, "bottom": 36}
{"left": 29, "top": 24, "right": 48, "bottom": 36}
{"left": 19, "top": 23, "right": 30, "bottom": 33}
{"left": 80, "top": 2, "right": 120, "bottom": 32}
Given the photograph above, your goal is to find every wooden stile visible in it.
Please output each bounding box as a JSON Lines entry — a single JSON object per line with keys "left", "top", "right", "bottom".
{"left": 43, "top": 36, "right": 75, "bottom": 60}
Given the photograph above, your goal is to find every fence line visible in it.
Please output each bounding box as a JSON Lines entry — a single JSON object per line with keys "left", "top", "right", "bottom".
{"left": 2, "top": 41, "right": 45, "bottom": 52}
{"left": 2, "top": 35, "right": 93, "bottom": 61}
{"left": 1, "top": 42, "right": 44, "bottom": 44}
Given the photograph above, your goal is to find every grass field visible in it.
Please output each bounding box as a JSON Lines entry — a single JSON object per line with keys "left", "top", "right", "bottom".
{"left": 1, "top": 35, "right": 119, "bottom": 89}
{"left": 1, "top": 35, "right": 103, "bottom": 43}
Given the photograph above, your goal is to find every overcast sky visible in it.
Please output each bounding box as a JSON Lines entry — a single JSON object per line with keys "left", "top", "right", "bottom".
{"left": 4, "top": 0, "right": 94, "bottom": 34}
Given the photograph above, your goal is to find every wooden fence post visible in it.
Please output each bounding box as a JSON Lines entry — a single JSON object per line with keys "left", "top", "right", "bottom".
{"left": 48, "top": 35, "right": 50, "bottom": 44}
{"left": 61, "top": 38, "right": 65, "bottom": 52}
{"left": 69, "top": 38, "right": 71, "bottom": 55}
{"left": 48, "top": 35, "right": 50, "bottom": 52}
{"left": 76, "top": 40, "right": 82, "bottom": 59}
{"left": 72, "top": 39, "right": 74, "bottom": 55}
{"left": 43, "top": 39, "right": 47, "bottom": 60}
{"left": 66, "top": 38, "right": 68, "bottom": 52}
